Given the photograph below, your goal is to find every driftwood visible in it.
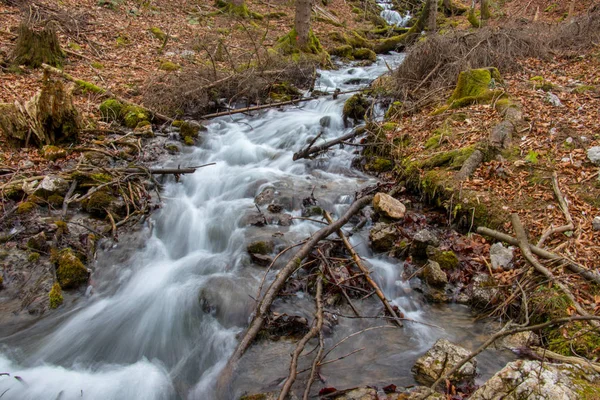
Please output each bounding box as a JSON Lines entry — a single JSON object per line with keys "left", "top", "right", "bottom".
{"left": 476, "top": 226, "right": 600, "bottom": 285}
{"left": 293, "top": 127, "right": 365, "bottom": 161}
{"left": 216, "top": 194, "right": 374, "bottom": 397}
{"left": 41, "top": 63, "right": 173, "bottom": 124}
{"left": 324, "top": 211, "right": 403, "bottom": 327}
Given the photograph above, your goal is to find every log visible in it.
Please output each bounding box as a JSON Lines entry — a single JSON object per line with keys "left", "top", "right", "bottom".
{"left": 200, "top": 96, "right": 318, "bottom": 119}
{"left": 216, "top": 194, "right": 374, "bottom": 397}
{"left": 476, "top": 226, "right": 600, "bottom": 285}
{"left": 41, "top": 63, "right": 173, "bottom": 124}
{"left": 324, "top": 211, "right": 403, "bottom": 327}
{"left": 293, "top": 127, "right": 365, "bottom": 161}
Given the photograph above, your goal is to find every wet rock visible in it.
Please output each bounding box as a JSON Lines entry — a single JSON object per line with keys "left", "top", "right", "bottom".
{"left": 592, "top": 216, "right": 600, "bottom": 231}
{"left": 490, "top": 242, "right": 514, "bottom": 271}
{"left": 262, "top": 312, "right": 309, "bottom": 339}
{"left": 470, "top": 360, "right": 600, "bottom": 400}
{"left": 426, "top": 246, "right": 459, "bottom": 270}
{"left": 255, "top": 187, "right": 275, "bottom": 206}
{"left": 412, "top": 338, "right": 477, "bottom": 388}
{"left": 198, "top": 276, "right": 254, "bottom": 328}
{"left": 35, "top": 175, "right": 69, "bottom": 197}
{"left": 327, "top": 387, "right": 377, "bottom": 399}
{"left": 26, "top": 231, "right": 48, "bottom": 252}
{"left": 55, "top": 248, "right": 89, "bottom": 289}
{"left": 247, "top": 240, "right": 274, "bottom": 255}
{"left": 500, "top": 331, "right": 540, "bottom": 351}
{"left": 469, "top": 273, "right": 500, "bottom": 309}
{"left": 586, "top": 146, "right": 600, "bottom": 165}
{"left": 250, "top": 253, "right": 273, "bottom": 267}
{"left": 373, "top": 192, "right": 406, "bottom": 220}
{"left": 267, "top": 203, "right": 283, "bottom": 213}
{"left": 411, "top": 229, "right": 440, "bottom": 259}
{"left": 403, "top": 387, "right": 445, "bottom": 399}
{"left": 422, "top": 260, "right": 447, "bottom": 287}
{"left": 319, "top": 115, "right": 332, "bottom": 128}
{"left": 302, "top": 205, "right": 323, "bottom": 217}
{"left": 369, "top": 222, "right": 397, "bottom": 252}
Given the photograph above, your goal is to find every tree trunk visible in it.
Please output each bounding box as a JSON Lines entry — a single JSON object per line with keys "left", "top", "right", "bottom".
{"left": 295, "top": 0, "right": 312, "bottom": 48}
{"left": 480, "top": 0, "right": 491, "bottom": 19}
{"left": 427, "top": 0, "right": 437, "bottom": 31}
{"left": 11, "top": 22, "right": 64, "bottom": 69}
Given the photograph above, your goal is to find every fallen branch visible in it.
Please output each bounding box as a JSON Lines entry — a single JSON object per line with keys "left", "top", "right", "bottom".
{"left": 324, "top": 211, "right": 403, "bottom": 327}
{"left": 293, "top": 127, "right": 365, "bottom": 161}
{"left": 278, "top": 275, "right": 323, "bottom": 400}
{"left": 537, "top": 172, "right": 574, "bottom": 247}
{"left": 476, "top": 226, "right": 600, "bottom": 285}
{"left": 216, "top": 194, "right": 374, "bottom": 393}
{"left": 41, "top": 63, "right": 173, "bottom": 123}
{"left": 201, "top": 96, "right": 317, "bottom": 119}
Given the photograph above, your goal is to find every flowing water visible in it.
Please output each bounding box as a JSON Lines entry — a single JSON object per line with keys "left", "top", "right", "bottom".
{"left": 0, "top": 7, "right": 512, "bottom": 398}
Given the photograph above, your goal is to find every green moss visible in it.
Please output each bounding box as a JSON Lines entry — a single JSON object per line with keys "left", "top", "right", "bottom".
{"left": 49, "top": 282, "right": 63, "bottom": 309}
{"left": 99, "top": 99, "right": 123, "bottom": 122}
{"left": 84, "top": 190, "right": 115, "bottom": 217}
{"left": 329, "top": 45, "right": 354, "bottom": 58}
{"left": 385, "top": 101, "right": 403, "bottom": 119}
{"left": 215, "top": 0, "right": 263, "bottom": 19}
{"left": 55, "top": 248, "right": 88, "bottom": 289}
{"left": 343, "top": 94, "right": 370, "bottom": 121}
{"left": 448, "top": 68, "right": 504, "bottom": 109}
{"left": 468, "top": 7, "right": 481, "bottom": 28}
{"left": 247, "top": 241, "right": 273, "bottom": 255}
{"left": 17, "top": 201, "right": 36, "bottom": 214}
{"left": 55, "top": 220, "right": 69, "bottom": 236}
{"left": 184, "top": 136, "right": 195, "bottom": 146}
{"left": 149, "top": 27, "right": 167, "bottom": 41}
{"left": 424, "top": 134, "right": 442, "bottom": 150}
{"left": 268, "top": 82, "right": 302, "bottom": 102}
{"left": 47, "top": 194, "right": 65, "bottom": 207}
{"left": 75, "top": 79, "right": 105, "bottom": 94}
{"left": 159, "top": 61, "right": 181, "bottom": 71}
{"left": 353, "top": 48, "right": 376, "bottom": 62}
{"left": 42, "top": 145, "right": 67, "bottom": 161}
{"left": 431, "top": 250, "right": 459, "bottom": 270}
{"left": 179, "top": 121, "right": 201, "bottom": 139}
{"left": 276, "top": 28, "right": 324, "bottom": 55}
{"left": 367, "top": 157, "right": 394, "bottom": 172}
{"left": 116, "top": 35, "right": 130, "bottom": 47}
{"left": 68, "top": 42, "right": 82, "bottom": 51}
{"left": 28, "top": 252, "right": 40, "bottom": 262}
{"left": 165, "top": 144, "right": 180, "bottom": 153}
{"left": 573, "top": 85, "right": 596, "bottom": 94}
{"left": 121, "top": 104, "right": 151, "bottom": 129}
{"left": 547, "top": 321, "right": 600, "bottom": 359}
{"left": 90, "top": 62, "right": 104, "bottom": 69}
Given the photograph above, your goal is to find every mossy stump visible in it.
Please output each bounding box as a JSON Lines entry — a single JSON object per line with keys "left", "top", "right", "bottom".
{"left": 11, "top": 23, "right": 64, "bottom": 69}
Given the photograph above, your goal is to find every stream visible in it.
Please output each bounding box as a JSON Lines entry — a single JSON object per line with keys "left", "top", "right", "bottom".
{"left": 0, "top": 10, "right": 512, "bottom": 400}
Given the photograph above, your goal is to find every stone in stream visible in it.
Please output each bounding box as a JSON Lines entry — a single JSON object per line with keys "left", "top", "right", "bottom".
{"left": 489, "top": 242, "right": 514, "bottom": 271}
{"left": 470, "top": 360, "right": 600, "bottom": 400}
{"left": 421, "top": 260, "right": 448, "bottom": 287}
{"left": 410, "top": 228, "right": 440, "bottom": 259}
{"left": 369, "top": 222, "right": 398, "bottom": 252}
{"left": 412, "top": 338, "right": 477, "bottom": 388}
{"left": 34, "top": 175, "right": 69, "bottom": 197}
{"left": 373, "top": 192, "right": 406, "bottom": 220}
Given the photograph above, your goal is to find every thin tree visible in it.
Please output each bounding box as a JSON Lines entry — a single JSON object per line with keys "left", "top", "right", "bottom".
{"left": 427, "top": 0, "right": 437, "bottom": 31}
{"left": 295, "top": 0, "right": 312, "bottom": 48}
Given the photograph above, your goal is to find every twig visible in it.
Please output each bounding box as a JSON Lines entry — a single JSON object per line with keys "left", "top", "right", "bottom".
{"left": 318, "top": 248, "right": 361, "bottom": 317}
{"left": 537, "top": 172, "right": 574, "bottom": 247}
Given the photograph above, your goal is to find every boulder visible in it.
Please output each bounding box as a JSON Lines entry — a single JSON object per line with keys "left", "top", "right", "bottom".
{"left": 373, "top": 192, "right": 406, "bottom": 220}
{"left": 255, "top": 187, "right": 275, "bottom": 206}
{"left": 587, "top": 146, "right": 600, "bottom": 165}
{"left": 35, "top": 175, "right": 69, "bottom": 197}
{"left": 426, "top": 246, "right": 459, "bottom": 270}
{"left": 411, "top": 229, "right": 440, "bottom": 259}
{"left": 369, "top": 222, "right": 397, "bottom": 252}
{"left": 469, "top": 273, "right": 500, "bottom": 309}
{"left": 422, "top": 260, "right": 448, "bottom": 287}
{"left": 412, "top": 338, "right": 477, "bottom": 387}
{"left": 470, "top": 360, "right": 600, "bottom": 400}
{"left": 489, "top": 242, "right": 514, "bottom": 271}
{"left": 593, "top": 216, "right": 600, "bottom": 231}
{"left": 500, "top": 331, "right": 540, "bottom": 351}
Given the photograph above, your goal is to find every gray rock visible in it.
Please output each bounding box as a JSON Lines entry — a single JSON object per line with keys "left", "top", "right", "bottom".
{"left": 412, "top": 338, "right": 477, "bottom": 387}
{"left": 546, "top": 92, "right": 563, "bottom": 107}
{"left": 593, "top": 216, "right": 600, "bottom": 231}
{"left": 470, "top": 273, "right": 500, "bottom": 309}
{"left": 404, "top": 387, "right": 445, "bottom": 399}
{"left": 490, "top": 242, "right": 514, "bottom": 271}
{"left": 254, "top": 187, "right": 275, "bottom": 206}
{"left": 319, "top": 115, "right": 332, "bottom": 128}
{"left": 470, "top": 360, "right": 599, "bottom": 400}
{"left": 422, "top": 260, "right": 448, "bottom": 287}
{"left": 587, "top": 146, "right": 600, "bottom": 165}
{"left": 36, "top": 175, "right": 69, "bottom": 196}
{"left": 500, "top": 331, "right": 540, "bottom": 351}
{"left": 373, "top": 192, "right": 406, "bottom": 220}
{"left": 411, "top": 229, "right": 440, "bottom": 259}
{"left": 369, "top": 222, "right": 397, "bottom": 252}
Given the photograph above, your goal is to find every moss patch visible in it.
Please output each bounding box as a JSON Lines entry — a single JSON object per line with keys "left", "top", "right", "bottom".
{"left": 99, "top": 99, "right": 123, "bottom": 123}
{"left": 42, "top": 145, "right": 67, "bottom": 161}
{"left": 353, "top": 48, "right": 377, "bottom": 62}
{"left": 247, "top": 241, "right": 273, "bottom": 255}
{"left": 17, "top": 201, "right": 37, "bottom": 214}
{"left": 159, "top": 61, "right": 181, "bottom": 71}
{"left": 121, "top": 104, "right": 151, "bottom": 129}
{"left": 448, "top": 68, "right": 504, "bottom": 109}
{"left": 49, "top": 282, "right": 63, "bottom": 309}
{"left": 343, "top": 94, "right": 370, "bottom": 121}
{"left": 84, "top": 190, "right": 115, "bottom": 217}
{"left": 55, "top": 248, "right": 88, "bottom": 289}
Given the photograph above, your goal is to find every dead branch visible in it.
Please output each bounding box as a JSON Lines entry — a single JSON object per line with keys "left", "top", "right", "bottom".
{"left": 201, "top": 96, "right": 317, "bottom": 119}
{"left": 531, "top": 346, "right": 600, "bottom": 374}
{"left": 477, "top": 226, "right": 600, "bottom": 285}
{"left": 510, "top": 213, "right": 597, "bottom": 326}
{"left": 318, "top": 248, "right": 361, "bottom": 318}
{"left": 323, "top": 211, "right": 403, "bottom": 327}
{"left": 278, "top": 275, "right": 323, "bottom": 400}
{"left": 537, "top": 172, "right": 574, "bottom": 247}
{"left": 216, "top": 194, "right": 374, "bottom": 394}
{"left": 293, "top": 127, "right": 365, "bottom": 161}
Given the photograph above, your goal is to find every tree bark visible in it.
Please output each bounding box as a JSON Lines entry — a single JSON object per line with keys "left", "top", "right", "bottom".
{"left": 11, "top": 22, "right": 64, "bottom": 69}
{"left": 427, "top": 0, "right": 437, "bottom": 32}
{"left": 295, "top": 0, "right": 313, "bottom": 48}
{"left": 481, "top": 0, "right": 492, "bottom": 19}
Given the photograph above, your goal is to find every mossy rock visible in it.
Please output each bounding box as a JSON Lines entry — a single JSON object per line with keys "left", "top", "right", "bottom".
{"left": 83, "top": 190, "right": 115, "bottom": 217}
{"left": 159, "top": 61, "right": 181, "bottom": 71}
{"left": 268, "top": 82, "right": 302, "bottom": 102}
{"left": 427, "top": 247, "right": 459, "bottom": 270}
{"left": 47, "top": 194, "right": 65, "bottom": 207}
{"left": 366, "top": 157, "right": 394, "bottom": 172}
{"left": 352, "top": 48, "right": 376, "bottom": 62}
{"left": 247, "top": 241, "right": 273, "bottom": 255}
{"left": 55, "top": 248, "right": 88, "bottom": 289}
{"left": 99, "top": 99, "right": 123, "bottom": 123}
{"left": 17, "top": 201, "right": 37, "bottom": 214}
{"left": 183, "top": 136, "right": 195, "bottom": 146}
{"left": 49, "top": 282, "right": 63, "bottom": 309}
{"left": 329, "top": 45, "right": 354, "bottom": 59}
{"left": 121, "top": 105, "right": 151, "bottom": 129}
{"left": 149, "top": 27, "right": 167, "bottom": 41}
{"left": 179, "top": 121, "right": 202, "bottom": 139}
{"left": 42, "top": 145, "right": 67, "bottom": 161}
{"left": 448, "top": 68, "right": 504, "bottom": 109}
{"left": 28, "top": 252, "right": 40, "bottom": 262}
{"left": 343, "top": 94, "right": 370, "bottom": 121}
{"left": 165, "top": 143, "right": 181, "bottom": 153}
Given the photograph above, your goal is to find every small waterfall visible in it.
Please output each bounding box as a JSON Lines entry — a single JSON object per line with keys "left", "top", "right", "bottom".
{"left": 377, "top": 0, "right": 412, "bottom": 27}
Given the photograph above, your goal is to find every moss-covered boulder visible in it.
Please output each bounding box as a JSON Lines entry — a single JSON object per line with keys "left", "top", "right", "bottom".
{"left": 343, "top": 94, "right": 370, "bottom": 122}
{"left": 121, "top": 104, "right": 151, "bottom": 129}
{"left": 366, "top": 157, "right": 394, "bottom": 172}
{"left": 99, "top": 99, "right": 124, "bottom": 123}
{"left": 268, "top": 82, "right": 302, "bottom": 102}
{"left": 447, "top": 67, "right": 504, "bottom": 109}
{"left": 247, "top": 241, "right": 274, "bottom": 255}
{"left": 83, "top": 189, "right": 116, "bottom": 217}
{"left": 353, "top": 48, "right": 377, "bottom": 62}
{"left": 159, "top": 61, "right": 180, "bottom": 71}
{"left": 49, "top": 282, "right": 63, "bottom": 309}
{"left": 42, "top": 145, "right": 67, "bottom": 161}
{"left": 427, "top": 246, "right": 459, "bottom": 270}
{"left": 54, "top": 248, "right": 89, "bottom": 289}
{"left": 17, "top": 201, "right": 37, "bottom": 214}
{"left": 329, "top": 44, "right": 354, "bottom": 58}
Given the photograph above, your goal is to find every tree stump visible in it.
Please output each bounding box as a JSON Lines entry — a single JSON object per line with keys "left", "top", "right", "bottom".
{"left": 11, "top": 22, "right": 64, "bottom": 69}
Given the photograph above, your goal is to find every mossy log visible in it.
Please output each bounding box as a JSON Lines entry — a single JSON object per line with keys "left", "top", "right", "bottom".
{"left": 0, "top": 71, "right": 80, "bottom": 146}
{"left": 11, "top": 23, "right": 64, "bottom": 68}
